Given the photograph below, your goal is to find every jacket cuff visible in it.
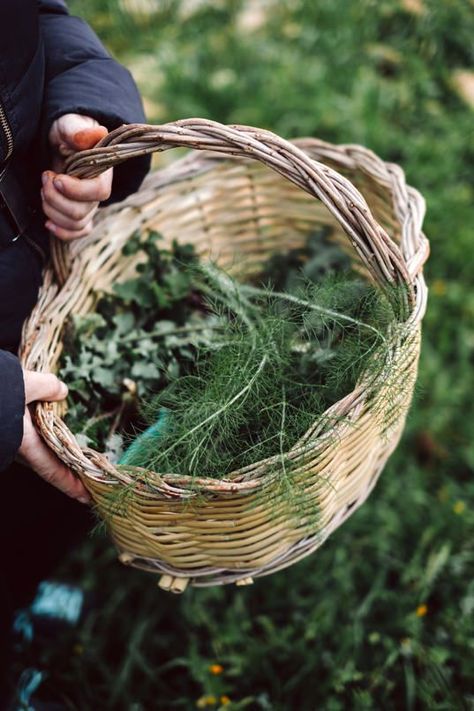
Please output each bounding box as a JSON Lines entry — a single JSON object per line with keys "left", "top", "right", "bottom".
{"left": 0, "top": 352, "right": 25, "bottom": 471}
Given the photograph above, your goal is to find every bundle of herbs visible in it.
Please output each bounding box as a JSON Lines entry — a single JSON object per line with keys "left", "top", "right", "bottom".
{"left": 60, "top": 228, "right": 401, "bottom": 480}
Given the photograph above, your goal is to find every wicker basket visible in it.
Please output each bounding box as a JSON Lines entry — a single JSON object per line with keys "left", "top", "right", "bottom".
{"left": 20, "top": 120, "right": 429, "bottom": 593}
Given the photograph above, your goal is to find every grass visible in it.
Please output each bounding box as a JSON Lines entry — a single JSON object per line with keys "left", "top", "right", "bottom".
{"left": 34, "top": 0, "right": 474, "bottom": 708}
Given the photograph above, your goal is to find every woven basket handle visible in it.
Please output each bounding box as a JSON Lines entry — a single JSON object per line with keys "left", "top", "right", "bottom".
{"left": 59, "top": 118, "right": 413, "bottom": 305}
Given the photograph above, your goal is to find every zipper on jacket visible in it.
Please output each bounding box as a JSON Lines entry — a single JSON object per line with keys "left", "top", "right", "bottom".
{"left": 0, "top": 100, "right": 14, "bottom": 164}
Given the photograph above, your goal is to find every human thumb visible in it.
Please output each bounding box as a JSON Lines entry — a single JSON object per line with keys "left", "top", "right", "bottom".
{"left": 50, "top": 113, "right": 108, "bottom": 156}
{"left": 71, "top": 125, "right": 108, "bottom": 150}
{"left": 24, "top": 370, "right": 68, "bottom": 405}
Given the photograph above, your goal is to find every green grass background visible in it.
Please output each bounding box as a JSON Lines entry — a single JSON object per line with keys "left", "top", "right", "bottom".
{"left": 43, "top": 1, "right": 474, "bottom": 708}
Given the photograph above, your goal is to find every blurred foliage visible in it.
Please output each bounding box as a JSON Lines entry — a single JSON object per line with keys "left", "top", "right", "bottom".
{"left": 40, "top": 0, "right": 474, "bottom": 707}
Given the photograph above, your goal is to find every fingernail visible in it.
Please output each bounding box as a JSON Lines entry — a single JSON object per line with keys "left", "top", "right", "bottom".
{"left": 45, "top": 221, "right": 56, "bottom": 232}
{"left": 42, "top": 172, "right": 48, "bottom": 186}
{"left": 53, "top": 178, "right": 64, "bottom": 193}
{"left": 79, "top": 496, "right": 91, "bottom": 505}
{"left": 40, "top": 189, "right": 44, "bottom": 201}
{"left": 60, "top": 382, "right": 69, "bottom": 398}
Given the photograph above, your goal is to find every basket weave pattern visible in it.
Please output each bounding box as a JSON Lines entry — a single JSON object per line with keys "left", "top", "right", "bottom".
{"left": 20, "top": 120, "right": 429, "bottom": 592}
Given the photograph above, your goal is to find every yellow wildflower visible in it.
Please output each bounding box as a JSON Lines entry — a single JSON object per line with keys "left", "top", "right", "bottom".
{"left": 220, "top": 697, "right": 231, "bottom": 706}
{"left": 196, "top": 696, "right": 217, "bottom": 708}
{"left": 209, "top": 664, "right": 224, "bottom": 675}
{"left": 453, "top": 500, "right": 466, "bottom": 515}
{"left": 416, "top": 604, "right": 428, "bottom": 617}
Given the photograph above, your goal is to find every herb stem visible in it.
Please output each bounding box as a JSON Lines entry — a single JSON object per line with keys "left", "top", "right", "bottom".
{"left": 153, "top": 353, "right": 268, "bottom": 466}
{"left": 279, "top": 385, "right": 288, "bottom": 479}
{"left": 240, "top": 285, "right": 386, "bottom": 342}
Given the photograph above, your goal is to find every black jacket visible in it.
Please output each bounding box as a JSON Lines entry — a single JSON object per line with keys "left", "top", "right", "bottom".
{"left": 0, "top": 0, "right": 150, "bottom": 470}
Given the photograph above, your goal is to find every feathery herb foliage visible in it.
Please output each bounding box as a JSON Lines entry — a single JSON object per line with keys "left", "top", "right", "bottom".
{"left": 122, "top": 263, "right": 401, "bottom": 479}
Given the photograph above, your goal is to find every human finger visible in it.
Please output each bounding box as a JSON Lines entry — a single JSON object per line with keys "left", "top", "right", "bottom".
{"left": 24, "top": 370, "right": 68, "bottom": 405}
{"left": 50, "top": 170, "right": 113, "bottom": 203}
{"left": 72, "top": 125, "right": 108, "bottom": 150}
{"left": 46, "top": 219, "right": 94, "bottom": 241}
{"left": 42, "top": 198, "right": 97, "bottom": 232}
{"left": 42, "top": 173, "right": 96, "bottom": 221}
{"left": 49, "top": 113, "right": 106, "bottom": 152}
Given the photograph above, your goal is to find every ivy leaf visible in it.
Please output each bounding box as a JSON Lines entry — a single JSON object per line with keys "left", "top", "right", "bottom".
{"left": 131, "top": 361, "right": 162, "bottom": 380}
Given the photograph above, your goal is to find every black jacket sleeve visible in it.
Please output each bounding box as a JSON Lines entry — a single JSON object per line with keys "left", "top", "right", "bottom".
{"left": 38, "top": 0, "right": 151, "bottom": 204}
{"left": 0, "top": 351, "right": 25, "bottom": 471}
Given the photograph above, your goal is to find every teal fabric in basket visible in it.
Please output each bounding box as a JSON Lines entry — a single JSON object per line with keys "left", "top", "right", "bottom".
{"left": 119, "top": 408, "right": 170, "bottom": 466}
